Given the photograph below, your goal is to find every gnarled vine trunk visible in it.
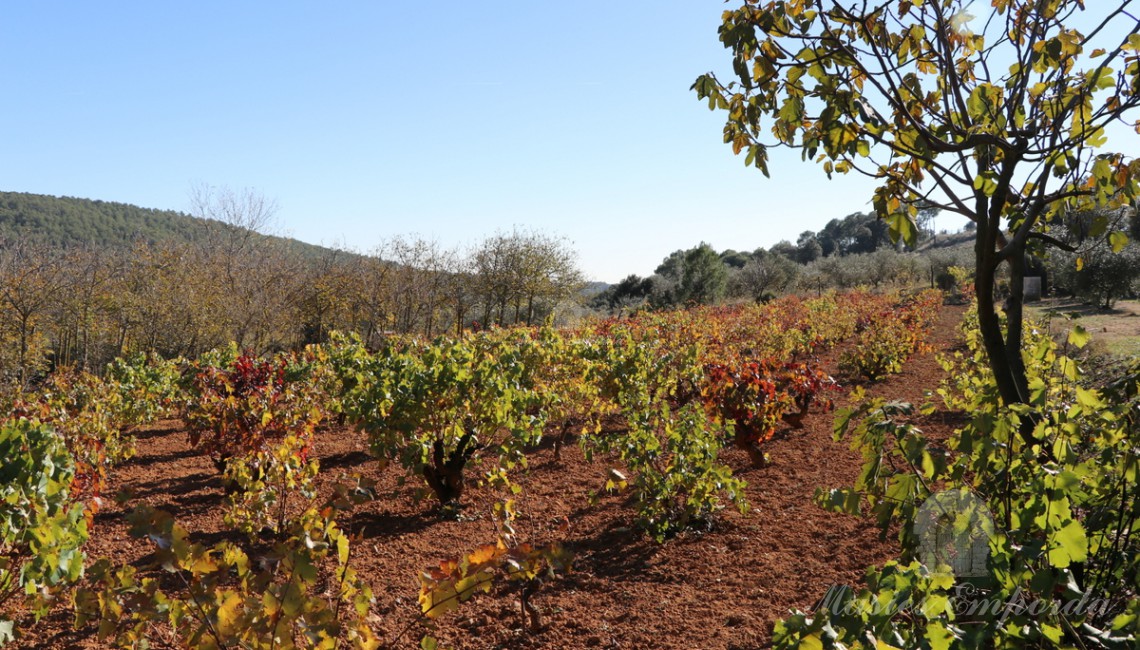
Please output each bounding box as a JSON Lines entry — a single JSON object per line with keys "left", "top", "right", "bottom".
{"left": 423, "top": 430, "right": 479, "bottom": 506}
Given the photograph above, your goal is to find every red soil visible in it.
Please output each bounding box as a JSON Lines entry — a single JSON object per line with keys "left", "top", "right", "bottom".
{"left": 17, "top": 304, "right": 966, "bottom": 649}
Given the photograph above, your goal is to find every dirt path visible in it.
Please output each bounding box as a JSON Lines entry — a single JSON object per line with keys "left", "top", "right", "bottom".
{"left": 20, "top": 304, "right": 967, "bottom": 650}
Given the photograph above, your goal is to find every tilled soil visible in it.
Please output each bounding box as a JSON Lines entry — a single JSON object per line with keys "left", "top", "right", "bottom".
{"left": 17, "top": 304, "right": 966, "bottom": 649}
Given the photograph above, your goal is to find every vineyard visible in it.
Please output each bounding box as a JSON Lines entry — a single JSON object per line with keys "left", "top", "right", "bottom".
{"left": 4, "top": 288, "right": 1140, "bottom": 648}
{"left": 0, "top": 289, "right": 949, "bottom": 648}
{"left": 6, "top": 0, "right": 1140, "bottom": 646}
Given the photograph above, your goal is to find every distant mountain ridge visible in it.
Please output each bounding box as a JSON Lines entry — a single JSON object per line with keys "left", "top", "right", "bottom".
{"left": 0, "top": 191, "right": 334, "bottom": 258}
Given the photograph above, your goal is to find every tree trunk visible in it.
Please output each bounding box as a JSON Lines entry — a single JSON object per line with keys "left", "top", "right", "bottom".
{"left": 974, "top": 218, "right": 1053, "bottom": 458}
{"left": 974, "top": 213, "right": 1025, "bottom": 407}
{"left": 17, "top": 314, "right": 30, "bottom": 388}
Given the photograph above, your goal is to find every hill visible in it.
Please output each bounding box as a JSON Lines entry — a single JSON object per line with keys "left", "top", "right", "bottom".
{"left": 0, "top": 191, "right": 334, "bottom": 258}
{"left": 920, "top": 229, "right": 973, "bottom": 249}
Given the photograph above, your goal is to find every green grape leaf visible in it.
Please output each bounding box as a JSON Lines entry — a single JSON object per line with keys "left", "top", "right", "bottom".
{"left": 1048, "top": 519, "right": 1088, "bottom": 568}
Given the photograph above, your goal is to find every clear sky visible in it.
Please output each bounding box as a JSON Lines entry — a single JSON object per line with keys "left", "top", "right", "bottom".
{"left": 0, "top": 2, "right": 1029, "bottom": 283}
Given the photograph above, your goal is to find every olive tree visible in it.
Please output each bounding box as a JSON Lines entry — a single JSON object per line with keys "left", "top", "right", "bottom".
{"left": 1051, "top": 208, "right": 1140, "bottom": 307}
{"left": 694, "top": 0, "right": 1140, "bottom": 414}
{"left": 734, "top": 249, "right": 799, "bottom": 299}
{"left": 1061, "top": 244, "right": 1140, "bottom": 308}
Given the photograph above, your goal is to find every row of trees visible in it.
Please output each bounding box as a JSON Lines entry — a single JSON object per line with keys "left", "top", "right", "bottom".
{"left": 596, "top": 203, "right": 1139, "bottom": 316}
{"left": 600, "top": 208, "right": 1139, "bottom": 316}
{"left": 775, "top": 211, "right": 898, "bottom": 264}
{"left": 0, "top": 192, "right": 584, "bottom": 391}
{"left": 594, "top": 239, "right": 970, "bottom": 312}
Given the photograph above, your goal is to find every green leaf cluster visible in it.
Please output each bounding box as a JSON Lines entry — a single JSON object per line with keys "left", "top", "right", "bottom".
{"left": 0, "top": 420, "right": 87, "bottom": 644}
{"left": 340, "top": 329, "right": 548, "bottom": 505}
{"left": 77, "top": 504, "right": 380, "bottom": 649}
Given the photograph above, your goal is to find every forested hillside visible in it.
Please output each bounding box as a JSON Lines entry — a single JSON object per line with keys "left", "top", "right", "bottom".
{"left": 0, "top": 191, "right": 330, "bottom": 258}
{"left": 0, "top": 190, "right": 586, "bottom": 391}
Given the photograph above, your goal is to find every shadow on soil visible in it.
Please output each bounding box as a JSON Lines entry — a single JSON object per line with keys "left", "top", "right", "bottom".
{"left": 122, "top": 445, "right": 200, "bottom": 468}
{"left": 347, "top": 508, "right": 440, "bottom": 539}
{"left": 131, "top": 471, "right": 219, "bottom": 500}
{"left": 1038, "top": 300, "right": 1131, "bottom": 318}
{"left": 132, "top": 423, "right": 183, "bottom": 441}
{"left": 566, "top": 510, "right": 663, "bottom": 584}
{"left": 320, "top": 449, "right": 375, "bottom": 471}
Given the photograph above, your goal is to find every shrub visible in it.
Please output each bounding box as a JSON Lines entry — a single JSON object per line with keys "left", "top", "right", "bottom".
{"left": 182, "top": 350, "right": 326, "bottom": 535}
{"left": 182, "top": 352, "right": 323, "bottom": 466}
{"left": 103, "top": 352, "right": 182, "bottom": 429}
{"left": 344, "top": 331, "right": 546, "bottom": 506}
{"left": 76, "top": 504, "right": 378, "bottom": 649}
{"left": 587, "top": 403, "right": 748, "bottom": 542}
{"left": 0, "top": 420, "right": 87, "bottom": 644}
{"left": 838, "top": 291, "right": 941, "bottom": 380}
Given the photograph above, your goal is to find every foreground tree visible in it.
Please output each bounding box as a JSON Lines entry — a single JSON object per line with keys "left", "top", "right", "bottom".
{"left": 694, "top": 0, "right": 1140, "bottom": 410}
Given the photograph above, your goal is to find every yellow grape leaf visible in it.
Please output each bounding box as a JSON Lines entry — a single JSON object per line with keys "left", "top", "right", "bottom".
{"left": 1048, "top": 519, "right": 1089, "bottom": 567}
{"left": 926, "top": 621, "right": 954, "bottom": 650}
{"left": 453, "top": 571, "right": 494, "bottom": 601}
{"left": 337, "top": 532, "right": 349, "bottom": 565}
{"left": 189, "top": 552, "right": 219, "bottom": 576}
{"left": 281, "top": 586, "right": 305, "bottom": 617}
{"left": 1067, "top": 325, "right": 1091, "bottom": 349}
{"left": 420, "top": 584, "right": 460, "bottom": 619}
{"left": 466, "top": 544, "right": 502, "bottom": 567}
{"left": 799, "top": 635, "right": 824, "bottom": 650}
{"left": 262, "top": 591, "right": 280, "bottom": 616}
{"left": 1076, "top": 387, "right": 1105, "bottom": 410}
{"left": 1109, "top": 231, "right": 1129, "bottom": 253}
{"left": 170, "top": 524, "right": 191, "bottom": 565}
{"left": 215, "top": 591, "right": 244, "bottom": 636}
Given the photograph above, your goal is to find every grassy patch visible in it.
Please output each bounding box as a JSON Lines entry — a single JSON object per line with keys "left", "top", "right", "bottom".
{"left": 1027, "top": 298, "right": 1140, "bottom": 359}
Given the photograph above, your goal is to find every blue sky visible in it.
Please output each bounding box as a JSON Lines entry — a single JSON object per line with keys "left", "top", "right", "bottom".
{"left": 0, "top": 2, "right": 999, "bottom": 282}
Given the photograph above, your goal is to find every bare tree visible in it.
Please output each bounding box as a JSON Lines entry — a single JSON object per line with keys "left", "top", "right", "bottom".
{"left": 471, "top": 229, "right": 584, "bottom": 327}
{"left": 187, "top": 184, "right": 301, "bottom": 351}
{"left": 0, "top": 240, "right": 69, "bottom": 387}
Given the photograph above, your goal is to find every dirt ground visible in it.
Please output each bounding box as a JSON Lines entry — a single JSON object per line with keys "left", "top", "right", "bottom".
{"left": 1029, "top": 297, "right": 1140, "bottom": 358}
{"left": 17, "top": 304, "right": 967, "bottom": 649}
